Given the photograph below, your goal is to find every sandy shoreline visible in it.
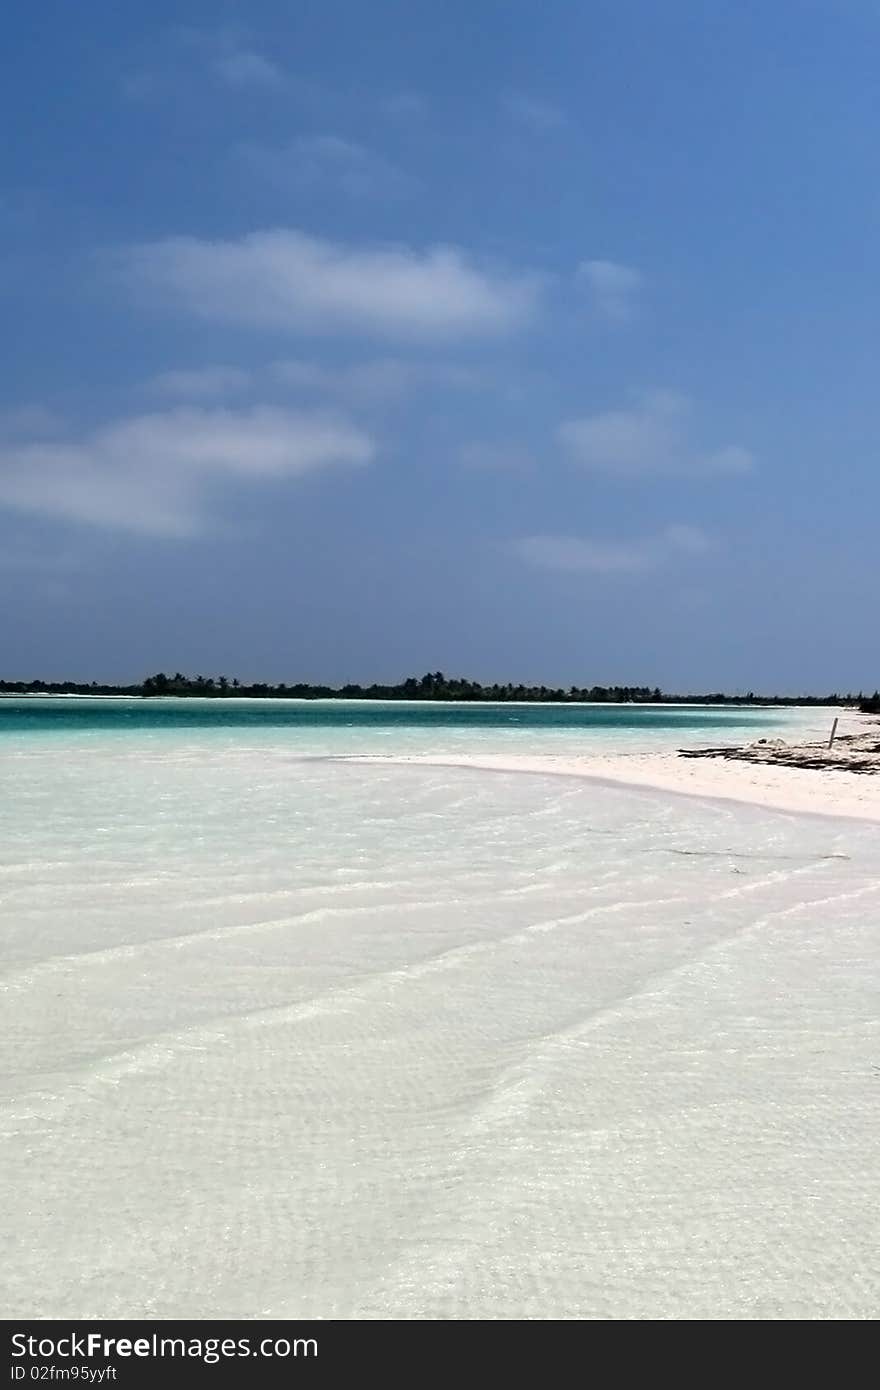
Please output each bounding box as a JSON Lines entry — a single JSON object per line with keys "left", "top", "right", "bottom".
{"left": 345, "top": 725, "right": 880, "bottom": 824}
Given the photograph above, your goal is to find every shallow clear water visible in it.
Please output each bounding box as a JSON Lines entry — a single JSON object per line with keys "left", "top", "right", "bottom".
{"left": 1, "top": 703, "right": 878, "bottom": 1319}
{"left": 0, "top": 694, "right": 795, "bottom": 758}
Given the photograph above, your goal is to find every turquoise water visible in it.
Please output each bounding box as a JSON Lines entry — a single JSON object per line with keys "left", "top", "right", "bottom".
{"left": 0, "top": 696, "right": 786, "bottom": 749}
{"left": 0, "top": 694, "right": 802, "bottom": 761}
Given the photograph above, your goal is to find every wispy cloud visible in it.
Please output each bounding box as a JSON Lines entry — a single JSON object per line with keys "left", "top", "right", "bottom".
{"left": 558, "top": 391, "right": 754, "bottom": 478}
{"left": 271, "top": 357, "right": 482, "bottom": 403}
{"left": 502, "top": 93, "right": 568, "bottom": 132}
{"left": 577, "top": 259, "right": 643, "bottom": 322}
{"left": 141, "top": 358, "right": 483, "bottom": 407}
{"left": 122, "top": 26, "right": 285, "bottom": 100}
{"left": 176, "top": 25, "right": 284, "bottom": 88}
{"left": 0, "top": 407, "right": 374, "bottom": 537}
{"left": 513, "top": 524, "right": 713, "bottom": 575}
{"left": 147, "top": 366, "right": 252, "bottom": 400}
{"left": 236, "top": 135, "right": 411, "bottom": 199}
{"left": 213, "top": 49, "right": 282, "bottom": 89}
{"left": 120, "top": 229, "right": 542, "bottom": 340}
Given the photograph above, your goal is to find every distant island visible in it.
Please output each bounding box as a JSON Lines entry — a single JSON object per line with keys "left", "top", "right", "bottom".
{"left": 2, "top": 671, "right": 878, "bottom": 712}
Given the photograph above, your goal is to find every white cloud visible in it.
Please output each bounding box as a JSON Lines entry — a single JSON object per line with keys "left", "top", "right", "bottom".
{"left": 577, "top": 259, "right": 643, "bottom": 322}
{"left": 502, "top": 94, "right": 568, "bottom": 132}
{"left": 0, "top": 407, "right": 373, "bottom": 537}
{"left": 213, "top": 49, "right": 282, "bottom": 88}
{"left": 558, "top": 391, "right": 755, "bottom": 478}
{"left": 122, "top": 229, "right": 541, "bottom": 340}
{"left": 513, "top": 525, "right": 713, "bottom": 575}
{"left": 147, "top": 366, "right": 252, "bottom": 399}
{"left": 237, "top": 135, "right": 410, "bottom": 199}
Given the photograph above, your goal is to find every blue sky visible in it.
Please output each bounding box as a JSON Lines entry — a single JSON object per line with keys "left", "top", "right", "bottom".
{"left": 1, "top": 0, "right": 877, "bottom": 690}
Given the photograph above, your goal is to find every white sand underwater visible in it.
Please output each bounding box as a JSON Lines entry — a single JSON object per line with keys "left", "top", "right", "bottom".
{"left": 2, "top": 716, "right": 879, "bottom": 1319}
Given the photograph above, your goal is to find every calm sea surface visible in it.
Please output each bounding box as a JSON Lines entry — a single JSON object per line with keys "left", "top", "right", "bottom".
{"left": 3, "top": 697, "right": 878, "bottom": 1318}
{"left": 0, "top": 695, "right": 792, "bottom": 756}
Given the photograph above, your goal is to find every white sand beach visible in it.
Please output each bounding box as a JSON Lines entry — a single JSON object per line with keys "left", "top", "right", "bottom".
{"left": 346, "top": 712, "right": 880, "bottom": 824}
{"left": 346, "top": 744, "right": 880, "bottom": 822}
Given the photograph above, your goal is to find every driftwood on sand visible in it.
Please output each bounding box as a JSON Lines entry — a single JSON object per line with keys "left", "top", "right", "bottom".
{"left": 679, "top": 725, "right": 880, "bottom": 775}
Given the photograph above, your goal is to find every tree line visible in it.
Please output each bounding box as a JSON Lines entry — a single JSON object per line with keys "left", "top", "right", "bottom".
{"left": 0, "top": 670, "right": 877, "bottom": 709}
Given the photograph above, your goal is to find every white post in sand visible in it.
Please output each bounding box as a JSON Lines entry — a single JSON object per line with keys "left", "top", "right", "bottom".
{"left": 827, "top": 717, "right": 838, "bottom": 749}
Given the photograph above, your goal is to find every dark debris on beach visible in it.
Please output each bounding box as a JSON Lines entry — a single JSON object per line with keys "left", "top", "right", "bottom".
{"left": 679, "top": 726, "right": 880, "bottom": 775}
